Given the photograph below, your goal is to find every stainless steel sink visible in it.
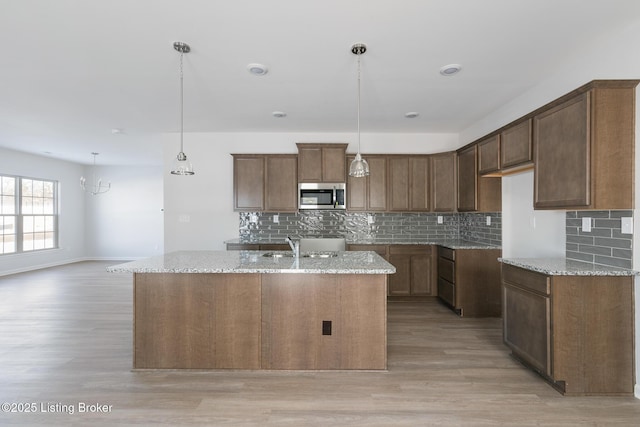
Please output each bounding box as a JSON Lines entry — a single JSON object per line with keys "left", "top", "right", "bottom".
{"left": 261, "top": 252, "right": 294, "bottom": 258}
{"left": 302, "top": 252, "right": 338, "bottom": 258}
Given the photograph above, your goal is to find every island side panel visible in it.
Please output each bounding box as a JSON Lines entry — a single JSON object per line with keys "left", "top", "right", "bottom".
{"left": 134, "top": 273, "right": 261, "bottom": 369}
{"left": 261, "top": 273, "right": 387, "bottom": 370}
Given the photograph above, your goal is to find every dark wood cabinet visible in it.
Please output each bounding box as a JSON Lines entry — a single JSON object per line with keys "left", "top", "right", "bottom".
{"left": 501, "top": 263, "right": 634, "bottom": 395}
{"left": 233, "top": 155, "right": 265, "bottom": 211}
{"left": 534, "top": 81, "right": 636, "bottom": 210}
{"left": 346, "top": 155, "right": 387, "bottom": 211}
{"left": 437, "top": 246, "right": 502, "bottom": 317}
{"left": 430, "top": 152, "right": 457, "bottom": 212}
{"left": 500, "top": 119, "right": 533, "bottom": 170}
{"left": 477, "top": 135, "right": 500, "bottom": 175}
{"left": 387, "top": 245, "right": 436, "bottom": 296}
{"left": 388, "top": 156, "right": 430, "bottom": 212}
{"left": 457, "top": 145, "right": 501, "bottom": 212}
{"left": 296, "top": 143, "right": 348, "bottom": 183}
{"left": 232, "top": 154, "right": 297, "bottom": 212}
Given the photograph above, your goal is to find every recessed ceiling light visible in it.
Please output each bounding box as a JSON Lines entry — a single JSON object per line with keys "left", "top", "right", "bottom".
{"left": 440, "top": 64, "right": 462, "bottom": 76}
{"left": 272, "top": 111, "right": 287, "bottom": 118}
{"left": 247, "top": 63, "right": 268, "bottom": 76}
{"left": 405, "top": 112, "right": 419, "bottom": 119}
{"left": 111, "top": 128, "right": 124, "bottom": 135}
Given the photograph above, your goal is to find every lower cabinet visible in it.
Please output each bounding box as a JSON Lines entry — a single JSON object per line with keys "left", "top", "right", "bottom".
{"left": 501, "top": 264, "right": 634, "bottom": 395}
{"left": 387, "top": 245, "right": 436, "bottom": 296}
{"left": 437, "top": 246, "right": 502, "bottom": 317}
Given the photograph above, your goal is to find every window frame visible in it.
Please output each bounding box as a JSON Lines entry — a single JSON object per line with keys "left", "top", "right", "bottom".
{"left": 0, "top": 174, "right": 59, "bottom": 255}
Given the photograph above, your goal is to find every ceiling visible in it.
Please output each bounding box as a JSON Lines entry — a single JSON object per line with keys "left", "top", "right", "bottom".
{"left": 2, "top": 0, "right": 639, "bottom": 166}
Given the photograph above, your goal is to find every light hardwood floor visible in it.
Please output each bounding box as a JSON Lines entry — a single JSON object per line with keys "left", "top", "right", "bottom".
{"left": 0, "top": 261, "right": 639, "bottom": 426}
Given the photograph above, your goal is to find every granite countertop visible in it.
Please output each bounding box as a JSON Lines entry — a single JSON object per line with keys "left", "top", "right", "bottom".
{"left": 107, "top": 250, "right": 396, "bottom": 275}
{"left": 225, "top": 238, "right": 500, "bottom": 250}
{"left": 499, "top": 257, "right": 640, "bottom": 276}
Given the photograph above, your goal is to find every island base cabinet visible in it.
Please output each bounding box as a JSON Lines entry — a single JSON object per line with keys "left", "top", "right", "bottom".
{"left": 134, "top": 273, "right": 262, "bottom": 369}
{"left": 501, "top": 264, "right": 634, "bottom": 395}
{"left": 261, "top": 274, "right": 387, "bottom": 370}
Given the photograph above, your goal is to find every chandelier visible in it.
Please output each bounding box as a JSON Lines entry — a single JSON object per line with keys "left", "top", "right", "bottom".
{"left": 80, "top": 152, "right": 111, "bottom": 195}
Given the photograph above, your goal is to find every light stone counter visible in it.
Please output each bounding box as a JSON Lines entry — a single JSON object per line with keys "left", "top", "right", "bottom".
{"left": 107, "top": 250, "right": 396, "bottom": 275}
{"left": 499, "top": 257, "right": 639, "bottom": 276}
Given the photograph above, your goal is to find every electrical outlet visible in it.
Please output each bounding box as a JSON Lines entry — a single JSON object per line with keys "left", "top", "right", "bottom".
{"left": 250, "top": 214, "right": 259, "bottom": 224}
{"left": 486, "top": 216, "right": 491, "bottom": 226}
{"left": 581, "top": 217, "right": 592, "bottom": 232}
{"left": 367, "top": 215, "right": 375, "bottom": 225}
{"left": 273, "top": 215, "right": 279, "bottom": 224}
{"left": 621, "top": 217, "right": 633, "bottom": 234}
{"left": 437, "top": 216, "right": 443, "bottom": 224}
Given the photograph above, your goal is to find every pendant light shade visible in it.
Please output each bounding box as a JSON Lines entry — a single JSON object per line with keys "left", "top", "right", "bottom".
{"left": 170, "top": 41, "right": 195, "bottom": 176}
{"left": 349, "top": 43, "right": 370, "bottom": 178}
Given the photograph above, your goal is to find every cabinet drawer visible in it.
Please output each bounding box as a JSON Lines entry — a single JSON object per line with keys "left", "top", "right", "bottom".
{"left": 388, "top": 245, "right": 431, "bottom": 255}
{"left": 438, "top": 246, "right": 455, "bottom": 261}
{"left": 438, "top": 278, "right": 455, "bottom": 307}
{"left": 502, "top": 264, "right": 550, "bottom": 296}
{"left": 437, "top": 257, "right": 455, "bottom": 283}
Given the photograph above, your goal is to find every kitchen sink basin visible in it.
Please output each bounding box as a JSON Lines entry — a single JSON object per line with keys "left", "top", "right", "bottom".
{"left": 302, "top": 252, "right": 338, "bottom": 258}
{"left": 261, "top": 252, "right": 294, "bottom": 258}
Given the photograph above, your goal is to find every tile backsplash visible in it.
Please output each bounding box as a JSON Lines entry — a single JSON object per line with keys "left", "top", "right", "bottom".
{"left": 566, "top": 210, "right": 633, "bottom": 269}
{"left": 239, "top": 211, "right": 502, "bottom": 245}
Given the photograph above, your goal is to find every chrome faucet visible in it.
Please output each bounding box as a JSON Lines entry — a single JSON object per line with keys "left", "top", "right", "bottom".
{"left": 286, "top": 236, "right": 300, "bottom": 258}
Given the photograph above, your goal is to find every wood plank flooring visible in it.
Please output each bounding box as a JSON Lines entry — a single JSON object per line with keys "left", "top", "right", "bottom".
{"left": 0, "top": 261, "right": 639, "bottom": 426}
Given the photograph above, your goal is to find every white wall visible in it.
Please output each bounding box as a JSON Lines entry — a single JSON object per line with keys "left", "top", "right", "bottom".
{"left": 0, "top": 147, "right": 85, "bottom": 275}
{"left": 84, "top": 165, "right": 164, "bottom": 260}
{"left": 162, "top": 132, "right": 458, "bottom": 252}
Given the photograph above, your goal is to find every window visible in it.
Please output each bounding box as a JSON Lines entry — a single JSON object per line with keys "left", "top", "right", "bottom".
{"left": 0, "top": 175, "right": 58, "bottom": 255}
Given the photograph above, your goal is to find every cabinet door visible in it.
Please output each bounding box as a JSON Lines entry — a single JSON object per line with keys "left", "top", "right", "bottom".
{"left": 431, "top": 152, "right": 456, "bottom": 212}
{"left": 502, "top": 283, "right": 551, "bottom": 376}
{"left": 322, "top": 146, "right": 347, "bottom": 182}
{"left": 233, "top": 155, "right": 264, "bottom": 211}
{"left": 346, "top": 155, "right": 367, "bottom": 211}
{"left": 534, "top": 92, "right": 590, "bottom": 208}
{"left": 457, "top": 146, "right": 478, "bottom": 212}
{"left": 410, "top": 252, "right": 435, "bottom": 296}
{"left": 478, "top": 135, "right": 500, "bottom": 175}
{"left": 387, "top": 254, "right": 411, "bottom": 296}
{"left": 501, "top": 119, "right": 533, "bottom": 169}
{"left": 265, "top": 155, "right": 298, "bottom": 212}
{"left": 388, "top": 157, "right": 409, "bottom": 211}
{"left": 367, "top": 156, "right": 387, "bottom": 211}
{"left": 410, "top": 157, "right": 430, "bottom": 211}
{"left": 297, "top": 146, "right": 323, "bottom": 182}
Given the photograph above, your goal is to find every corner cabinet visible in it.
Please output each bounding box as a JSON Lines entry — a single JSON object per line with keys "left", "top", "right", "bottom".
{"left": 501, "top": 263, "right": 634, "bottom": 395}
{"left": 347, "top": 155, "right": 387, "bottom": 211}
{"left": 534, "top": 81, "right": 637, "bottom": 210}
{"left": 457, "top": 146, "right": 501, "bottom": 212}
{"left": 296, "top": 143, "right": 348, "bottom": 183}
{"left": 232, "top": 154, "right": 298, "bottom": 212}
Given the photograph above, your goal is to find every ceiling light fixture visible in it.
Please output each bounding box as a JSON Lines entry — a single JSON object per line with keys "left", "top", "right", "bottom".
{"left": 80, "top": 152, "right": 111, "bottom": 195}
{"left": 272, "top": 111, "right": 287, "bottom": 118}
{"left": 348, "top": 43, "right": 369, "bottom": 178}
{"left": 440, "top": 64, "right": 462, "bottom": 76}
{"left": 170, "top": 41, "right": 195, "bottom": 176}
{"left": 247, "top": 63, "right": 268, "bottom": 76}
{"left": 405, "top": 112, "right": 419, "bottom": 118}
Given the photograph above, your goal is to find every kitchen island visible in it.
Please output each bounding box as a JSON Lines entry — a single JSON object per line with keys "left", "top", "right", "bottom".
{"left": 108, "top": 250, "right": 395, "bottom": 371}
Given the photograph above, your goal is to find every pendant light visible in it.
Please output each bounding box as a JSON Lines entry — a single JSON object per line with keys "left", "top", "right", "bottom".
{"left": 80, "top": 152, "right": 111, "bottom": 195}
{"left": 170, "top": 41, "right": 194, "bottom": 175}
{"left": 349, "top": 43, "right": 370, "bottom": 178}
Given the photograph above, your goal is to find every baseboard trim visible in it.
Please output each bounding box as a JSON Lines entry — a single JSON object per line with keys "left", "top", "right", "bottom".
{"left": 0, "top": 257, "right": 137, "bottom": 277}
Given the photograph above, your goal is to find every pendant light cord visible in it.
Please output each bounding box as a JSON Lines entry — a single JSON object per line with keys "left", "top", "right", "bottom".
{"left": 357, "top": 53, "right": 361, "bottom": 154}
{"left": 179, "top": 50, "right": 184, "bottom": 153}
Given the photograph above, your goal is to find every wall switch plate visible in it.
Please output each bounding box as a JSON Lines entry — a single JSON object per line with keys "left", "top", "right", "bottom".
{"left": 621, "top": 217, "right": 633, "bottom": 234}
{"left": 367, "top": 215, "right": 375, "bottom": 225}
{"left": 273, "top": 215, "right": 279, "bottom": 224}
{"left": 581, "top": 217, "right": 592, "bottom": 232}
{"left": 486, "top": 216, "right": 491, "bottom": 226}
{"left": 250, "top": 214, "right": 259, "bottom": 224}
{"left": 437, "top": 216, "right": 443, "bottom": 224}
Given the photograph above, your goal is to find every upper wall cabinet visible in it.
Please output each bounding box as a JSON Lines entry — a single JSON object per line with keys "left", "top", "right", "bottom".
{"left": 388, "top": 155, "right": 430, "bottom": 212}
{"left": 296, "top": 143, "right": 348, "bottom": 183}
{"left": 233, "top": 154, "right": 298, "bottom": 212}
{"left": 457, "top": 145, "right": 502, "bottom": 212}
{"left": 533, "top": 81, "right": 637, "bottom": 210}
{"left": 477, "top": 135, "right": 500, "bottom": 175}
{"left": 430, "top": 152, "right": 457, "bottom": 212}
{"left": 347, "top": 155, "right": 387, "bottom": 211}
{"left": 500, "top": 119, "right": 533, "bottom": 171}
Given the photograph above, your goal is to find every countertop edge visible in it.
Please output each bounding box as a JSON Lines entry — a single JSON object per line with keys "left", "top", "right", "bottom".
{"left": 499, "top": 258, "right": 640, "bottom": 276}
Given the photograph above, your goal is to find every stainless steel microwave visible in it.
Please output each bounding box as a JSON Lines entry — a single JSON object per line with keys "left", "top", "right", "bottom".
{"left": 298, "top": 183, "right": 346, "bottom": 210}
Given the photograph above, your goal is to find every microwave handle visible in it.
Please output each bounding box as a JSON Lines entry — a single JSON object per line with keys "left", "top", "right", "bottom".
{"left": 333, "top": 188, "right": 337, "bottom": 208}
